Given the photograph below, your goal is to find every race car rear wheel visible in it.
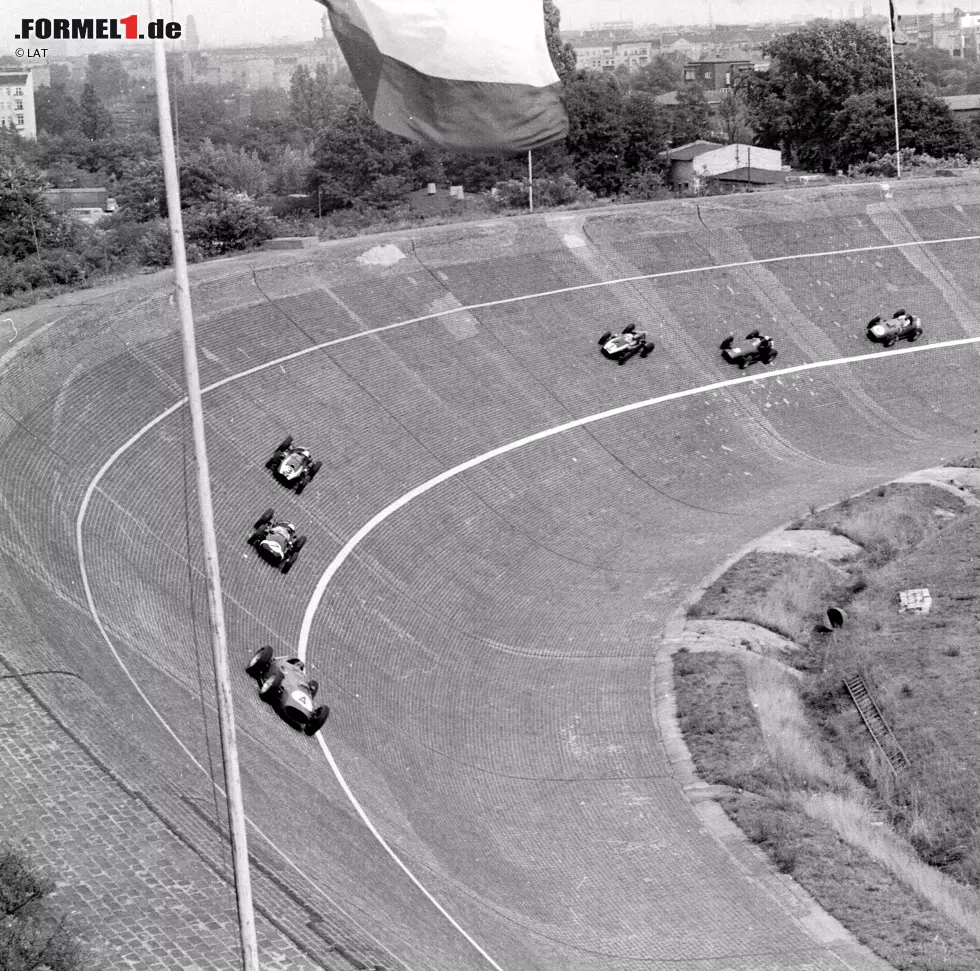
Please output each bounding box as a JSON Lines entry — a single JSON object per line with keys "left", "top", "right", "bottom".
{"left": 253, "top": 508, "right": 274, "bottom": 530}
{"left": 247, "top": 530, "right": 264, "bottom": 546}
{"left": 246, "top": 645, "right": 274, "bottom": 678}
{"left": 893, "top": 309, "right": 906, "bottom": 318}
{"left": 281, "top": 558, "right": 295, "bottom": 574}
{"left": 309, "top": 461, "right": 322, "bottom": 478}
{"left": 640, "top": 343, "right": 654, "bottom": 357}
{"left": 259, "top": 671, "right": 283, "bottom": 700}
{"left": 622, "top": 324, "right": 636, "bottom": 335}
{"left": 884, "top": 336, "right": 897, "bottom": 348}
{"left": 738, "top": 358, "right": 749, "bottom": 369}
{"left": 617, "top": 355, "right": 629, "bottom": 365}
{"left": 295, "top": 476, "right": 309, "bottom": 495}
{"left": 293, "top": 536, "right": 307, "bottom": 553}
{"left": 720, "top": 336, "right": 734, "bottom": 350}
{"left": 746, "top": 330, "right": 761, "bottom": 339}
{"left": 909, "top": 329, "right": 922, "bottom": 342}
{"left": 305, "top": 706, "right": 330, "bottom": 736}
{"left": 275, "top": 436, "right": 293, "bottom": 452}
{"left": 765, "top": 350, "right": 778, "bottom": 364}
{"left": 867, "top": 316, "right": 881, "bottom": 327}
{"left": 598, "top": 332, "right": 612, "bottom": 345}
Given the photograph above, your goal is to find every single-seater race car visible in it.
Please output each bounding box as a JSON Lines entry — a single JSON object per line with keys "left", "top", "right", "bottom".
{"left": 598, "top": 324, "right": 655, "bottom": 365}
{"left": 266, "top": 436, "right": 321, "bottom": 494}
{"left": 247, "top": 509, "right": 306, "bottom": 573}
{"left": 245, "top": 646, "right": 329, "bottom": 736}
{"left": 720, "top": 331, "right": 778, "bottom": 369}
{"left": 866, "top": 309, "right": 922, "bottom": 348}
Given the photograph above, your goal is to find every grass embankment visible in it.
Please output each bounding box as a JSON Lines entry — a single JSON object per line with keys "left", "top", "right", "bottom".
{"left": 676, "top": 480, "right": 980, "bottom": 970}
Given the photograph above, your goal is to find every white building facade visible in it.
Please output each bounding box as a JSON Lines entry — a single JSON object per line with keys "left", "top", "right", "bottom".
{"left": 0, "top": 70, "right": 36, "bottom": 139}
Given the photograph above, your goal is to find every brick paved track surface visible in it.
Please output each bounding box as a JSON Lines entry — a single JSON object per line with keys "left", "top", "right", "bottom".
{"left": 2, "top": 180, "right": 979, "bottom": 970}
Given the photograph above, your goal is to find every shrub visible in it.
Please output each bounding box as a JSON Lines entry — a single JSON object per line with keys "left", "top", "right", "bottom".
{"left": 489, "top": 174, "right": 594, "bottom": 210}
{"left": 0, "top": 842, "right": 87, "bottom": 971}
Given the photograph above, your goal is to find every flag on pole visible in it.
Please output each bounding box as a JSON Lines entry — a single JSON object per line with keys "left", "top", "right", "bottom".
{"left": 314, "top": 0, "right": 569, "bottom": 154}
{"left": 885, "top": 0, "right": 908, "bottom": 44}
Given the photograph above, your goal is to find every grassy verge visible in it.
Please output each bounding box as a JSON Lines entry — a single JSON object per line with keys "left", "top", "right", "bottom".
{"left": 675, "top": 482, "right": 980, "bottom": 968}
{"left": 687, "top": 551, "right": 849, "bottom": 650}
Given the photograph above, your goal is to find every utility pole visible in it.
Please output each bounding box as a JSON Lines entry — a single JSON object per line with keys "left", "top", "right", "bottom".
{"left": 528, "top": 150, "right": 533, "bottom": 212}
{"left": 149, "top": 2, "right": 260, "bottom": 968}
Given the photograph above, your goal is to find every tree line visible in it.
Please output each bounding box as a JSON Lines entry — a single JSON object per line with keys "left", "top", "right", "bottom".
{"left": 2, "top": 15, "right": 979, "bottom": 307}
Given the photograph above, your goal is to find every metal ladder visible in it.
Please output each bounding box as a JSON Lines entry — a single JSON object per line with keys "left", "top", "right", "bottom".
{"left": 843, "top": 674, "right": 911, "bottom": 774}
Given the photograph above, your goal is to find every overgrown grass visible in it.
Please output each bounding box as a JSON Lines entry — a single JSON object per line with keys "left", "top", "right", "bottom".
{"left": 675, "top": 653, "right": 980, "bottom": 968}
{"left": 687, "top": 552, "right": 844, "bottom": 644}
{"left": 675, "top": 485, "right": 980, "bottom": 967}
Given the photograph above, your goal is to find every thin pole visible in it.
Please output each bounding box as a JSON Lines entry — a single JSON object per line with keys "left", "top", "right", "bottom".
{"left": 528, "top": 150, "right": 533, "bottom": 212}
{"left": 887, "top": 4, "right": 902, "bottom": 178}
{"left": 149, "top": 4, "right": 260, "bottom": 970}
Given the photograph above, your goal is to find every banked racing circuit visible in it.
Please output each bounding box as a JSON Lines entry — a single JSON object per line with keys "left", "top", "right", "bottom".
{"left": 2, "top": 178, "right": 980, "bottom": 971}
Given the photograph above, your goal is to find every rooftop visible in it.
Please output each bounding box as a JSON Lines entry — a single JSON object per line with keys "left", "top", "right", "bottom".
{"left": 665, "top": 140, "right": 726, "bottom": 161}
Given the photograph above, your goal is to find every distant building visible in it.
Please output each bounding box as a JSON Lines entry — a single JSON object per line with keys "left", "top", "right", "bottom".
{"left": 0, "top": 70, "right": 36, "bottom": 139}
{"left": 185, "top": 14, "right": 200, "bottom": 52}
{"left": 661, "top": 141, "right": 784, "bottom": 191}
{"left": 613, "top": 39, "right": 661, "bottom": 70}
{"left": 573, "top": 44, "right": 615, "bottom": 71}
{"left": 42, "top": 187, "right": 117, "bottom": 223}
{"left": 942, "top": 93, "right": 980, "bottom": 120}
{"left": 683, "top": 50, "right": 752, "bottom": 91}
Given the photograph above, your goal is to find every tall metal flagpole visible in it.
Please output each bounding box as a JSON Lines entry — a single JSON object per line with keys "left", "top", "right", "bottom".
{"left": 528, "top": 150, "right": 534, "bottom": 212}
{"left": 148, "top": 3, "right": 260, "bottom": 969}
{"left": 887, "top": 0, "right": 902, "bottom": 178}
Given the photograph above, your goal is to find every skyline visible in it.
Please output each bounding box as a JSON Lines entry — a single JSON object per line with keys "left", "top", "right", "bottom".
{"left": 0, "top": 0, "right": 955, "bottom": 57}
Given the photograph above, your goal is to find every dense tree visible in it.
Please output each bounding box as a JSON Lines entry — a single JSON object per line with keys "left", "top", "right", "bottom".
{"left": 831, "top": 87, "right": 975, "bottom": 165}
{"left": 543, "top": 0, "right": 577, "bottom": 82}
{"left": 0, "top": 161, "right": 53, "bottom": 261}
{"left": 626, "top": 56, "right": 682, "bottom": 97}
{"left": 717, "top": 89, "right": 752, "bottom": 145}
{"left": 289, "top": 65, "right": 350, "bottom": 133}
{"left": 744, "top": 21, "right": 933, "bottom": 169}
{"left": 564, "top": 71, "right": 627, "bottom": 195}
{"left": 671, "top": 84, "right": 711, "bottom": 145}
{"left": 86, "top": 54, "right": 131, "bottom": 99}
{"left": 621, "top": 92, "right": 672, "bottom": 173}
{"left": 79, "top": 82, "right": 114, "bottom": 141}
{"left": 34, "top": 83, "right": 81, "bottom": 137}
{"left": 309, "top": 98, "right": 415, "bottom": 209}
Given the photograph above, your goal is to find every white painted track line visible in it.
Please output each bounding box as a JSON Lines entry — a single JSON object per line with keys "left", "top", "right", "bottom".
{"left": 72, "top": 232, "right": 980, "bottom": 970}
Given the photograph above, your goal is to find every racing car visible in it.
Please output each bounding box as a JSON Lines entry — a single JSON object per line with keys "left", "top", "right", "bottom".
{"left": 266, "top": 436, "right": 322, "bottom": 494}
{"left": 247, "top": 509, "right": 306, "bottom": 573}
{"left": 598, "top": 324, "right": 655, "bottom": 365}
{"left": 720, "top": 331, "right": 778, "bottom": 369}
{"left": 866, "top": 309, "right": 923, "bottom": 348}
{"left": 245, "top": 646, "right": 329, "bottom": 736}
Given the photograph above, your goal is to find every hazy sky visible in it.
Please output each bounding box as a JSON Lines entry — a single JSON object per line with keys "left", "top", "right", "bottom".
{"left": 2, "top": 0, "right": 889, "bottom": 54}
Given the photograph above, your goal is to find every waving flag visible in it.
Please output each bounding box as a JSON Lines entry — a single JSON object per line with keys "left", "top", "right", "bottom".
{"left": 315, "top": 0, "right": 569, "bottom": 154}
{"left": 887, "top": 0, "right": 908, "bottom": 44}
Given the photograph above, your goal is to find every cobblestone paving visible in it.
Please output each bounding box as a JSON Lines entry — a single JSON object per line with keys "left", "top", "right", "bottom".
{"left": 0, "top": 669, "right": 364, "bottom": 971}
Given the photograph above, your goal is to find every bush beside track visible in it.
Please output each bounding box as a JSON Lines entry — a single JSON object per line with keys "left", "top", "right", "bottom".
{"left": 676, "top": 475, "right": 980, "bottom": 969}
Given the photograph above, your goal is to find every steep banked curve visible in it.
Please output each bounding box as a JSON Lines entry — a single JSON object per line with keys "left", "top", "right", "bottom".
{"left": 3, "top": 178, "right": 979, "bottom": 971}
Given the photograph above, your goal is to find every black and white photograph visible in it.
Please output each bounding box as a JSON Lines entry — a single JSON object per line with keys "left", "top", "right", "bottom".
{"left": 1, "top": 1, "right": 979, "bottom": 969}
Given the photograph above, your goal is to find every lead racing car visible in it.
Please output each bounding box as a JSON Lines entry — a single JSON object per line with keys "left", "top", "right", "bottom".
{"left": 247, "top": 508, "right": 306, "bottom": 574}
{"left": 720, "top": 331, "right": 778, "bottom": 369}
{"left": 266, "top": 436, "right": 321, "bottom": 494}
{"left": 598, "top": 324, "right": 655, "bottom": 365}
{"left": 866, "top": 309, "right": 922, "bottom": 348}
{"left": 245, "top": 646, "right": 329, "bottom": 736}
